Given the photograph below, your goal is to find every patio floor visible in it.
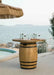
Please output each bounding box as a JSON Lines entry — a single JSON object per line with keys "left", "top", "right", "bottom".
{"left": 0, "top": 52, "right": 54, "bottom": 75}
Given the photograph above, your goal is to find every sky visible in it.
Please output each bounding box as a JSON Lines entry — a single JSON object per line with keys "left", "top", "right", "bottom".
{"left": 0, "top": 0, "right": 54, "bottom": 26}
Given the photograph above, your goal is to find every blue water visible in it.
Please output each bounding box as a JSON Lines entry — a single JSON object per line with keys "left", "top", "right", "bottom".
{"left": 0, "top": 25, "right": 51, "bottom": 43}
{"left": 0, "top": 51, "right": 12, "bottom": 59}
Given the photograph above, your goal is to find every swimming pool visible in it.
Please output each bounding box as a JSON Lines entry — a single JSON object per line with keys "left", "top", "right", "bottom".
{"left": 0, "top": 48, "right": 18, "bottom": 62}
{"left": 0, "top": 48, "right": 16, "bottom": 59}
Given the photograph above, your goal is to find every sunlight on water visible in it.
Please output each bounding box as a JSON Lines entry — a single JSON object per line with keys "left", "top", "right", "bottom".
{"left": 0, "top": 51, "right": 12, "bottom": 59}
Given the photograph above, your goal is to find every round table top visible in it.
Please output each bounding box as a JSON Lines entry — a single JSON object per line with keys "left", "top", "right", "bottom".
{"left": 12, "top": 39, "right": 45, "bottom": 44}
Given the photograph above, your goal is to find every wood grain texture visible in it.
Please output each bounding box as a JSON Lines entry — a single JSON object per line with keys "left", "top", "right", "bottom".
{"left": 13, "top": 39, "right": 45, "bottom": 44}
{"left": 19, "top": 43, "right": 38, "bottom": 69}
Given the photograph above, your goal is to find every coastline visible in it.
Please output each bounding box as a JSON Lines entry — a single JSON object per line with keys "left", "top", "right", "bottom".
{"left": 0, "top": 43, "right": 19, "bottom": 51}
{"left": 0, "top": 43, "right": 53, "bottom": 52}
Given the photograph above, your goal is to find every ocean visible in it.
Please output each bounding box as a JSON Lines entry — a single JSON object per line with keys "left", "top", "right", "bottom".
{"left": 0, "top": 25, "right": 51, "bottom": 44}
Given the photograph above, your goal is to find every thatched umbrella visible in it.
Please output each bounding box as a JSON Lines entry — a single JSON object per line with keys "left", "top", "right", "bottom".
{"left": 0, "top": 0, "right": 23, "bottom": 19}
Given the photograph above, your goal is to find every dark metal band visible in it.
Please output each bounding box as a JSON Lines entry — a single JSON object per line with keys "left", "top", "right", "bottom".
{"left": 21, "top": 43, "right": 36, "bottom": 45}
{"left": 20, "top": 64, "right": 36, "bottom": 66}
{"left": 20, "top": 61, "right": 37, "bottom": 63}
{"left": 20, "top": 46, "right": 37, "bottom": 48}
{"left": 21, "top": 67, "right": 36, "bottom": 69}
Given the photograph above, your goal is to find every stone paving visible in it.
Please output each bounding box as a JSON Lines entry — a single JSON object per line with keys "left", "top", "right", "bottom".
{"left": 0, "top": 52, "right": 54, "bottom": 75}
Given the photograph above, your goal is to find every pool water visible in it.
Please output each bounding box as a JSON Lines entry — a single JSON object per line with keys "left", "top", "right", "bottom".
{"left": 0, "top": 51, "right": 12, "bottom": 59}
{"left": 0, "top": 48, "right": 16, "bottom": 59}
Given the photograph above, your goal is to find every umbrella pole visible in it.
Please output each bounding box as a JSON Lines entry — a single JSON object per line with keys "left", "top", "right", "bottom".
{"left": 0, "top": 0, "right": 1, "bottom": 3}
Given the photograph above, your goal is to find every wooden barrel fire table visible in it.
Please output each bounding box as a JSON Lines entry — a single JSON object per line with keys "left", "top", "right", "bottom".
{"left": 13, "top": 39, "right": 45, "bottom": 69}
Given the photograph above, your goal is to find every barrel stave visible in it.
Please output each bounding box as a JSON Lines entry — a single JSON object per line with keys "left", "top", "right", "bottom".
{"left": 19, "top": 43, "right": 38, "bottom": 69}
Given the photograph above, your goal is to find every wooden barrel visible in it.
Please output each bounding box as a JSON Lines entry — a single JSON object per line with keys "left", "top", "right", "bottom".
{"left": 19, "top": 43, "right": 38, "bottom": 69}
